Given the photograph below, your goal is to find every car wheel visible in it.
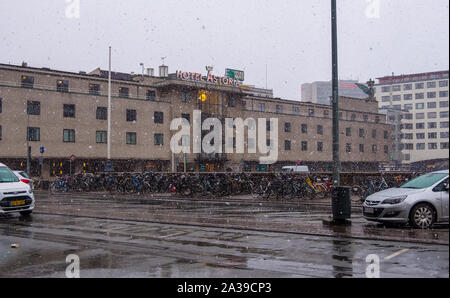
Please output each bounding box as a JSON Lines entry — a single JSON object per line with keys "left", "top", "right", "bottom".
{"left": 19, "top": 210, "right": 33, "bottom": 217}
{"left": 409, "top": 203, "right": 436, "bottom": 229}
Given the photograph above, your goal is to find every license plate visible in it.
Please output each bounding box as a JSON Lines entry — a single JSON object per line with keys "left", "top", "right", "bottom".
{"left": 10, "top": 200, "right": 25, "bottom": 207}
{"left": 364, "top": 207, "right": 374, "bottom": 214}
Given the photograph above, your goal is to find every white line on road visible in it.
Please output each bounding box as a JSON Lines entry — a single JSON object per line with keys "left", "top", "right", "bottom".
{"left": 384, "top": 248, "right": 409, "bottom": 261}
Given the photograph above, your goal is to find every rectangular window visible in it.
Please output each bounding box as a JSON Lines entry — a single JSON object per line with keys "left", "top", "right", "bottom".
{"left": 439, "top": 91, "right": 449, "bottom": 97}
{"left": 440, "top": 132, "right": 449, "bottom": 139}
{"left": 57, "top": 80, "right": 69, "bottom": 92}
{"left": 404, "top": 104, "right": 413, "bottom": 111}
{"left": 351, "top": 114, "right": 356, "bottom": 121}
{"left": 63, "top": 104, "right": 75, "bottom": 118}
{"left": 375, "top": 116, "right": 380, "bottom": 123}
{"left": 428, "top": 133, "right": 437, "bottom": 139}
{"left": 317, "top": 142, "right": 323, "bottom": 152}
{"left": 416, "top": 113, "right": 425, "bottom": 120}
{"left": 146, "top": 90, "right": 156, "bottom": 101}
{"left": 345, "top": 127, "right": 352, "bottom": 137}
{"left": 359, "top": 128, "right": 365, "bottom": 138}
{"left": 317, "top": 125, "right": 323, "bottom": 135}
{"left": 89, "top": 83, "right": 100, "bottom": 95}
{"left": 181, "top": 91, "right": 190, "bottom": 102}
{"left": 440, "top": 111, "right": 449, "bottom": 118}
{"left": 440, "top": 101, "right": 449, "bottom": 108}
{"left": 427, "top": 102, "right": 437, "bottom": 109}
{"left": 441, "top": 122, "right": 449, "bottom": 128}
{"left": 428, "top": 112, "right": 437, "bottom": 119}
{"left": 441, "top": 142, "right": 449, "bottom": 149}
{"left": 405, "top": 113, "right": 413, "bottom": 120}
{"left": 416, "top": 133, "right": 425, "bottom": 139}
{"left": 384, "top": 145, "right": 389, "bottom": 154}
{"left": 126, "top": 109, "right": 137, "bottom": 122}
{"left": 415, "top": 83, "right": 424, "bottom": 89}
{"left": 63, "top": 129, "right": 75, "bottom": 143}
{"left": 382, "top": 86, "right": 390, "bottom": 92}
{"left": 372, "top": 129, "right": 377, "bottom": 138}
{"left": 359, "top": 144, "right": 364, "bottom": 153}
{"left": 324, "top": 110, "right": 329, "bottom": 118}
{"left": 415, "top": 93, "right": 424, "bottom": 100}
{"left": 284, "top": 122, "right": 291, "bottom": 133}
{"left": 404, "top": 84, "right": 412, "bottom": 91}
{"left": 308, "top": 109, "right": 314, "bottom": 116}
{"left": 392, "top": 85, "right": 401, "bottom": 91}
{"left": 258, "top": 103, "right": 265, "bottom": 112}
{"left": 416, "top": 123, "right": 425, "bottom": 129}
{"left": 416, "top": 103, "right": 424, "bottom": 109}
{"left": 126, "top": 132, "right": 137, "bottom": 145}
{"left": 27, "top": 101, "right": 40, "bottom": 115}
{"left": 21, "top": 75, "right": 34, "bottom": 88}
{"left": 404, "top": 133, "right": 413, "bottom": 140}
{"left": 293, "top": 106, "right": 300, "bottom": 115}
{"left": 439, "top": 80, "right": 448, "bottom": 87}
{"left": 405, "top": 123, "right": 413, "bottom": 129}
{"left": 27, "top": 127, "right": 40, "bottom": 142}
{"left": 427, "top": 82, "right": 437, "bottom": 88}
{"left": 427, "top": 92, "right": 436, "bottom": 99}
{"left": 96, "top": 131, "right": 107, "bottom": 144}
{"left": 403, "top": 94, "right": 413, "bottom": 101}
{"left": 284, "top": 140, "right": 291, "bottom": 151}
{"left": 381, "top": 96, "right": 390, "bottom": 102}
{"left": 226, "top": 96, "right": 236, "bottom": 107}
{"left": 154, "top": 134, "right": 164, "bottom": 146}
{"left": 416, "top": 143, "right": 425, "bottom": 150}
{"left": 119, "top": 87, "right": 129, "bottom": 98}
{"left": 428, "top": 122, "right": 437, "bottom": 129}
{"left": 392, "top": 95, "right": 401, "bottom": 101}
{"left": 372, "top": 145, "right": 377, "bottom": 153}
{"left": 153, "top": 112, "right": 163, "bottom": 123}
{"left": 301, "top": 141, "right": 308, "bottom": 151}
{"left": 346, "top": 143, "right": 351, "bottom": 153}
{"left": 405, "top": 144, "right": 414, "bottom": 150}
{"left": 276, "top": 105, "right": 283, "bottom": 114}
{"left": 96, "top": 107, "right": 107, "bottom": 120}
{"left": 301, "top": 124, "right": 308, "bottom": 134}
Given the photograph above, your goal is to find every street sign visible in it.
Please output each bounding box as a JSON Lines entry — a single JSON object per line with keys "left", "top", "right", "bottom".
{"left": 40, "top": 147, "right": 45, "bottom": 154}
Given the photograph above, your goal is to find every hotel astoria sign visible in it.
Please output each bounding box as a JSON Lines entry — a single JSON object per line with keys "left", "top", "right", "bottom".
{"left": 176, "top": 70, "right": 242, "bottom": 87}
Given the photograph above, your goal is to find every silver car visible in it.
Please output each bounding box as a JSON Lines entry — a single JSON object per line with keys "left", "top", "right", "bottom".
{"left": 363, "top": 170, "right": 449, "bottom": 229}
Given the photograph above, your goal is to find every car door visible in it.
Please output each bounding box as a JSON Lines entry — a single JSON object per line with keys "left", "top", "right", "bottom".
{"left": 433, "top": 178, "right": 449, "bottom": 221}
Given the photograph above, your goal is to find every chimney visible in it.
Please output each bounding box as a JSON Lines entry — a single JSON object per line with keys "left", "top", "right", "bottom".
{"left": 22, "top": 61, "right": 28, "bottom": 67}
{"left": 147, "top": 68, "right": 154, "bottom": 76}
{"left": 159, "top": 65, "right": 168, "bottom": 78}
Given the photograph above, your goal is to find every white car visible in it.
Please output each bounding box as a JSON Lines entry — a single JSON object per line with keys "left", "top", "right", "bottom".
{"left": 363, "top": 170, "right": 449, "bottom": 229}
{"left": 13, "top": 170, "right": 34, "bottom": 189}
{"left": 0, "top": 163, "right": 35, "bottom": 216}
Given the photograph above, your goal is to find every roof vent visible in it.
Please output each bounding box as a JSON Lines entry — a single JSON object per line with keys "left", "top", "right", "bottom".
{"left": 159, "top": 65, "right": 168, "bottom": 78}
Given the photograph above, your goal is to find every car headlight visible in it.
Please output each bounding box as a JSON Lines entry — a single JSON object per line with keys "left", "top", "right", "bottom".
{"left": 382, "top": 195, "right": 407, "bottom": 205}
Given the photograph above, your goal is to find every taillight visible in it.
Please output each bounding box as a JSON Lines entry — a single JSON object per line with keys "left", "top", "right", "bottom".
{"left": 171, "top": 186, "right": 176, "bottom": 192}
{"left": 20, "top": 179, "right": 31, "bottom": 184}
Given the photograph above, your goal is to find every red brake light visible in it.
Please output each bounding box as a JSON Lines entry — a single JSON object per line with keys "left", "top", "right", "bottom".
{"left": 20, "top": 179, "right": 31, "bottom": 184}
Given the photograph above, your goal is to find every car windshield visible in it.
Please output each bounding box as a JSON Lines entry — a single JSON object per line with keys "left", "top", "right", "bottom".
{"left": 0, "top": 167, "right": 20, "bottom": 183}
{"left": 400, "top": 173, "right": 448, "bottom": 189}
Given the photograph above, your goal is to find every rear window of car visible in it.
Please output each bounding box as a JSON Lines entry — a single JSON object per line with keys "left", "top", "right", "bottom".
{"left": 0, "top": 167, "right": 20, "bottom": 183}
{"left": 19, "top": 171, "right": 30, "bottom": 179}
{"left": 401, "top": 173, "right": 448, "bottom": 189}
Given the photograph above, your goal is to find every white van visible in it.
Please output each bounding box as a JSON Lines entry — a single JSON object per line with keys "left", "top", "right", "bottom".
{"left": 281, "top": 166, "right": 310, "bottom": 173}
{"left": 0, "top": 163, "right": 35, "bottom": 216}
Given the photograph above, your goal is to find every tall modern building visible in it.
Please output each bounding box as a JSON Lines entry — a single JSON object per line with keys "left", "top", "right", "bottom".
{"left": 301, "top": 80, "right": 368, "bottom": 105}
{"left": 374, "top": 70, "right": 449, "bottom": 165}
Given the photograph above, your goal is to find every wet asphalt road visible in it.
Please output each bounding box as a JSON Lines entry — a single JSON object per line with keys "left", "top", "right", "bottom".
{"left": 0, "top": 194, "right": 448, "bottom": 278}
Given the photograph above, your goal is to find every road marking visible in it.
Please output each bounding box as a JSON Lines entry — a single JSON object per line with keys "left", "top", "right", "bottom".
{"left": 160, "top": 231, "right": 188, "bottom": 239}
{"left": 384, "top": 248, "right": 409, "bottom": 261}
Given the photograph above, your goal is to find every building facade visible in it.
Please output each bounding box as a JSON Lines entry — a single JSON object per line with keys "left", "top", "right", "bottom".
{"left": 375, "top": 71, "right": 449, "bottom": 164}
{"left": 301, "top": 80, "right": 368, "bottom": 105}
{"left": 0, "top": 63, "right": 392, "bottom": 178}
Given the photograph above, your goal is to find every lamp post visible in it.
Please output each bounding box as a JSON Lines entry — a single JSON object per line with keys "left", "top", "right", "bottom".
{"left": 331, "top": 0, "right": 340, "bottom": 186}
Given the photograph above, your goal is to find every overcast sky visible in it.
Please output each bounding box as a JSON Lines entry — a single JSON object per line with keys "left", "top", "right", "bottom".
{"left": 0, "top": 0, "right": 448, "bottom": 100}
